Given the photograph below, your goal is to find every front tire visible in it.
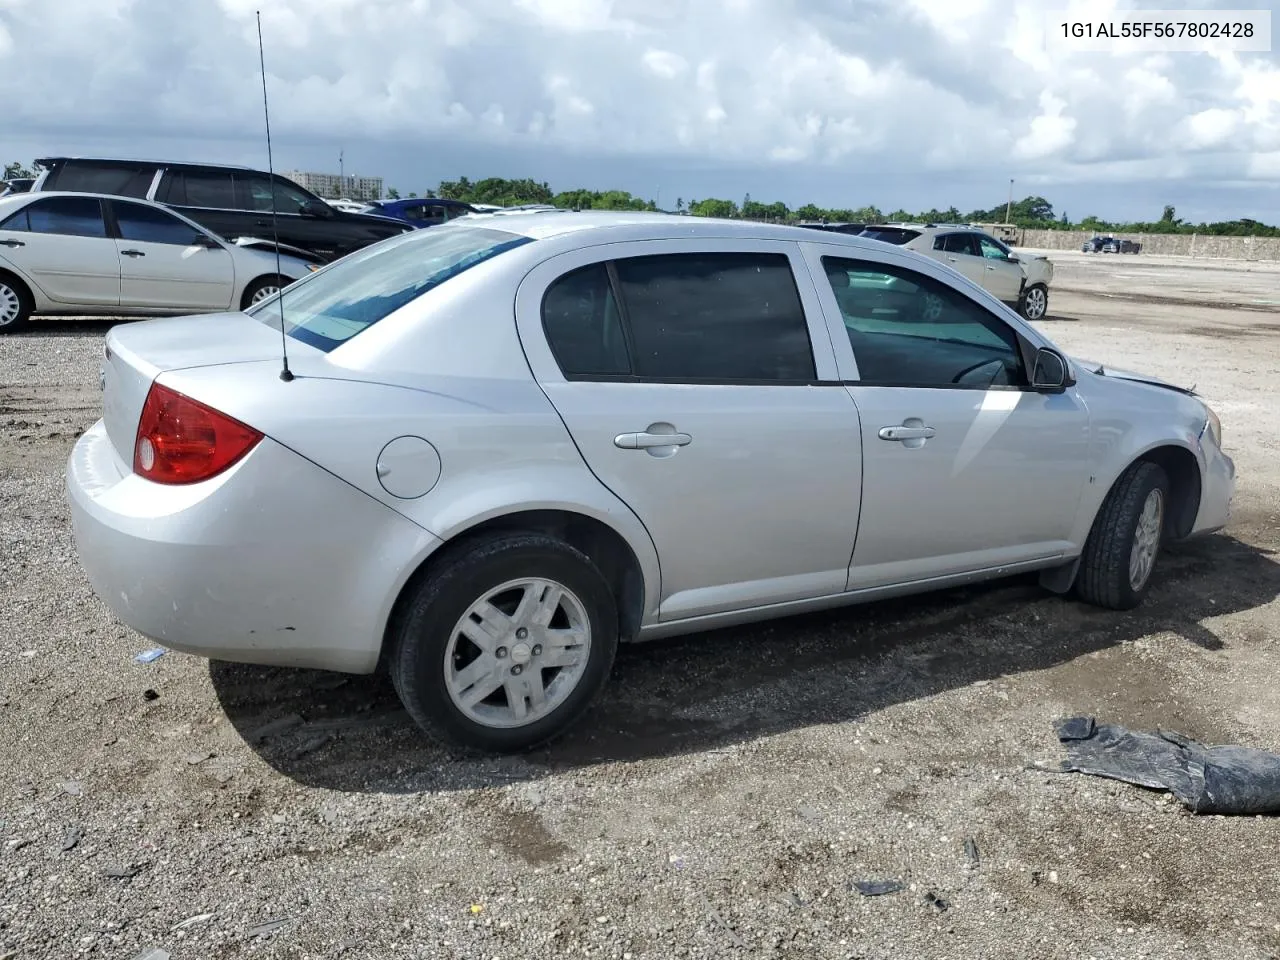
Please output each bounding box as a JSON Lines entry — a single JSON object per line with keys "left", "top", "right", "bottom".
{"left": 0, "top": 274, "right": 33, "bottom": 333}
{"left": 1075, "top": 461, "right": 1170, "bottom": 610}
{"left": 240, "top": 275, "right": 288, "bottom": 310}
{"left": 1019, "top": 283, "right": 1048, "bottom": 321}
{"left": 390, "top": 533, "right": 619, "bottom": 753}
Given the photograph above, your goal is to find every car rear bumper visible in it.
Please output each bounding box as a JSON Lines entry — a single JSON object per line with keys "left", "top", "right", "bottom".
{"left": 66, "top": 420, "right": 440, "bottom": 673}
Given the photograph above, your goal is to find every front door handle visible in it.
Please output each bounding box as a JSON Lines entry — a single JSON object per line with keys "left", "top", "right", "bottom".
{"left": 946, "top": 256, "right": 958, "bottom": 263}
{"left": 878, "top": 424, "right": 936, "bottom": 442}
{"left": 614, "top": 431, "right": 692, "bottom": 450}
{"left": 0, "top": 239, "right": 24, "bottom": 248}
{"left": 120, "top": 249, "right": 146, "bottom": 258}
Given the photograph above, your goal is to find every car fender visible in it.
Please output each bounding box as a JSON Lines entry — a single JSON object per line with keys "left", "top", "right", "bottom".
{"left": 157, "top": 363, "right": 664, "bottom": 625}
{"left": 0, "top": 254, "right": 51, "bottom": 310}
{"left": 1066, "top": 374, "right": 1209, "bottom": 547}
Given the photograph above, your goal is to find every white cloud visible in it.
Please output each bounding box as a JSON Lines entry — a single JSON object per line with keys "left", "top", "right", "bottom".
{"left": 0, "top": 0, "right": 1274, "bottom": 213}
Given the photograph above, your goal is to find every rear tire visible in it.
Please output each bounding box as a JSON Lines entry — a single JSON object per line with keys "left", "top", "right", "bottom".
{"left": 1075, "top": 461, "right": 1170, "bottom": 610}
{"left": 0, "top": 273, "right": 32, "bottom": 333}
{"left": 240, "top": 275, "right": 288, "bottom": 311}
{"left": 389, "top": 533, "right": 619, "bottom": 754}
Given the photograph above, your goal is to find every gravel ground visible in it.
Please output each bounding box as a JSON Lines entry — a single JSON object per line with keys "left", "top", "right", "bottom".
{"left": 2, "top": 252, "right": 1279, "bottom": 960}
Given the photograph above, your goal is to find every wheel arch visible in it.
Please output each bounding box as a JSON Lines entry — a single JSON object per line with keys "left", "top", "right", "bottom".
{"left": 1084, "top": 440, "right": 1203, "bottom": 543}
{"left": 379, "top": 507, "right": 654, "bottom": 671}
{"left": 0, "top": 266, "right": 36, "bottom": 307}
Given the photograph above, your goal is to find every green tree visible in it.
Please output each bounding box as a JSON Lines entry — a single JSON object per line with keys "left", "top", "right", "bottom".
{"left": 408, "top": 191, "right": 419, "bottom": 198}
{"left": 386, "top": 187, "right": 401, "bottom": 200}
{"left": 4, "top": 161, "right": 34, "bottom": 180}
{"left": 676, "top": 197, "right": 684, "bottom": 213}
{"left": 690, "top": 198, "right": 738, "bottom": 218}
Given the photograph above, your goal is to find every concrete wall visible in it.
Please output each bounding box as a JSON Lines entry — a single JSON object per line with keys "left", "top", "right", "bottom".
{"left": 1018, "top": 229, "right": 1280, "bottom": 261}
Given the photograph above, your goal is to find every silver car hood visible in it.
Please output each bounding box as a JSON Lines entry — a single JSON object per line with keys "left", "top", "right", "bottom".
{"left": 1072, "top": 356, "right": 1198, "bottom": 396}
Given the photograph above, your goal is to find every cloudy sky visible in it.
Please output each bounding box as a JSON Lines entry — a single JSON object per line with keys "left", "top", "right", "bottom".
{"left": 1, "top": 0, "right": 1277, "bottom": 223}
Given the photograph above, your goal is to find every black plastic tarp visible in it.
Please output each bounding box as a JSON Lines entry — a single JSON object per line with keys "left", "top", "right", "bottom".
{"left": 1055, "top": 716, "right": 1280, "bottom": 815}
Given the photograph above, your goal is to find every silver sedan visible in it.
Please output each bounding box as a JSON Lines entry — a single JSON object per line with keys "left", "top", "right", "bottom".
{"left": 0, "top": 191, "right": 317, "bottom": 332}
{"left": 66, "top": 212, "right": 1236, "bottom": 753}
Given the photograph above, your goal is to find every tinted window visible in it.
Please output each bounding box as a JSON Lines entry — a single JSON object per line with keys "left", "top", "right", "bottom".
{"left": 0, "top": 207, "right": 30, "bottom": 232}
{"left": 542, "top": 263, "right": 630, "bottom": 376}
{"left": 859, "top": 227, "right": 920, "bottom": 245}
{"left": 935, "top": 233, "right": 979, "bottom": 256}
{"left": 113, "top": 201, "right": 206, "bottom": 246}
{"left": 613, "top": 252, "right": 815, "bottom": 381}
{"left": 22, "top": 197, "right": 108, "bottom": 238}
{"left": 241, "top": 175, "right": 314, "bottom": 214}
{"left": 250, "top": 225, "right": 532, "bottom": 351}
{"left": 49, "top": 162, "right": 155, "bottom": 198}
{"left": 175, "top": 171, "right": 236, "bottom": 209}
{"left": 821, "top": 257, "right": 1024, "bottom": 388}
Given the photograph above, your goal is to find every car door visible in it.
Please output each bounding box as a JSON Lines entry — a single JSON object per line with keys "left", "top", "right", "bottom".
{"left": 109, "top": 199, "right": 235, "bottom": 310}
{"left": 514, "top": 239, "right": 863, "bottom": 622}
{"left": 239, "top": 174, "right": 344, "bottom": 259}
{"left": 930, "top": 232, "right": 987, "bottom": 287}
{"left": 974, "top": 234, "right": 1025, "bottom": 301}
{"left": 801, "top": 243, "right": 1091, "bottom": 590}
{"left": 157, "top": 168, "right": 245, "bottom": 242}
{"left": 0, "top": 196, "right": 120, "bottom": 305}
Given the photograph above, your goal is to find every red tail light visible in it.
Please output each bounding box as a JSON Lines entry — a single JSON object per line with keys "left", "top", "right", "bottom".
{"left": 133, "top": 382, "right": 263, "bottom": 485}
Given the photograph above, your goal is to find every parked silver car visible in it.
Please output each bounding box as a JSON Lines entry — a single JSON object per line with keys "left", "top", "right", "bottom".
{"left": 66, "top": 212, "right": 1235, "bottom": 753}
{"left": 0, "top": 192, "right": 317, "bottom": 332}
{"left": 860, "top": 223, "right": 1054, "bottom": 321}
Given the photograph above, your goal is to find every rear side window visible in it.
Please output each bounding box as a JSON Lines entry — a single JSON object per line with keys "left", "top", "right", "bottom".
{"left": 935, "top": 233, "right": 980, "bottom": 256}
{"left": 166, "top": 171, "right": 236, "bottom": 209}
{"left": 541, "top": 252, "right": 816, "bottom": 382}
{"left": 616, "top": 253, "right": 815, "bottom": 381}
{"left": 250, "top": 225, "right": 533, "bottom": 351}
{"left": 17, "top": 197, "right": 108, "bottom": 238}
{"left": 113, "top": 201, "right": 206, "bottom": 246}
{"left": 859, "top": 227, "right": 920, "bottom": 245}
{"left": 47, "top": 162, "right": 155, "bottom": 198}
{"left": 541, "top": 264, "right": 630, "bottom": 376}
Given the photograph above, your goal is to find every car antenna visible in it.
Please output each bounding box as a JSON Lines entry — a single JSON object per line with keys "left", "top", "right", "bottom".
{"left": 256, "top": 10, "right": 293, "bottom": 383}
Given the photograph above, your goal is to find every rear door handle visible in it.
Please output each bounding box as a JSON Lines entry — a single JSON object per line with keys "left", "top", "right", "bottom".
{"left": 120, "top": 249, "right": 146, "bottom": 258}
{"left": 878, "top": 425, "right": 936, "bottom": 441}
{"left": 0, "top": 239, "right": 24, "bottom": 248}
{"left": 614, "top": 431, "right": 692, "bottom": 450}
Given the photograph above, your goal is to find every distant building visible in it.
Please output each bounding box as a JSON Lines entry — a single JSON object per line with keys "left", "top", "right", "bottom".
{"left": 284, "top": 170, "right": 383, "bottom": 201}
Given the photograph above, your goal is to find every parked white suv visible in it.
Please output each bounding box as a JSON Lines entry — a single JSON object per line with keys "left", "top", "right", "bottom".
{"left": 861, "top": 224, "right": 1054, "bottom": 321}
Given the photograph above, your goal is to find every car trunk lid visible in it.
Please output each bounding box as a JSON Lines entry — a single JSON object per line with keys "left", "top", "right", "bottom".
{"left": 100, "top": 311, "right": 321, "bottom": 463}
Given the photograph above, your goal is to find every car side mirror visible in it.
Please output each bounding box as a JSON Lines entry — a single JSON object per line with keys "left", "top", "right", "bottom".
{"left": 300, "top": 200, "right": 334, "bottom": 219}
{"left": 195, "top": 234, "right": 221, "bottom": 249}
{"left": 1031, "top": 347, "right": 1071, "bottom": 393}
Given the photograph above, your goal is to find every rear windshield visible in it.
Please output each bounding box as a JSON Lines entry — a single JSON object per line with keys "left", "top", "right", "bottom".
{"left": 249, "top": 225, "right": 533, "bottom": 351}
{"left": 858, "top": 227, "right": 921, "bottom": 245}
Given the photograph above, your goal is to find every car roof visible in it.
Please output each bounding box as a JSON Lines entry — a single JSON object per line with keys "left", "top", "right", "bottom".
{"left": 38, "top": 155, "right": 259, "bottom": 174}
{"left": 451, "top": 209, "right": 907, "bottom": 252}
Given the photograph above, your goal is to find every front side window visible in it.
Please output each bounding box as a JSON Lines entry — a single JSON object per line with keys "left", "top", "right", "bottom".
{"left": 18, "top": 197, "right": 108, "bottom": 238}
{"left": 250, "top": 225, "right": 533, "bottom": 351}
{"left": 978, "top": 235, "right": 1011, "bottom": 260}
{"left": 613, "top": 252, "right": 816, "bottom": 381}
{"left": 242, "top": 175, "right": 315, "bottom": 214}
{"left": 821, "top": 257, "right": 1025, "bottom": 388}
{"left": 113, "top": 201, "right": 206, "bottom": 246}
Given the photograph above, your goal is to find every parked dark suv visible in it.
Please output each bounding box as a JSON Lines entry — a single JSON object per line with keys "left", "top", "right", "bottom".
{"left": 32, "top": 157, "right": 412, "bottom": 262}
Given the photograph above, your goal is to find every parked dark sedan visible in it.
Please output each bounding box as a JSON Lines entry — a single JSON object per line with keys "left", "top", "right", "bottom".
{"left": 361, "top": 196, "right": 477, "bottom": 227}
{"left": 32, "top": 157, "right": 412, "bottom": 262}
